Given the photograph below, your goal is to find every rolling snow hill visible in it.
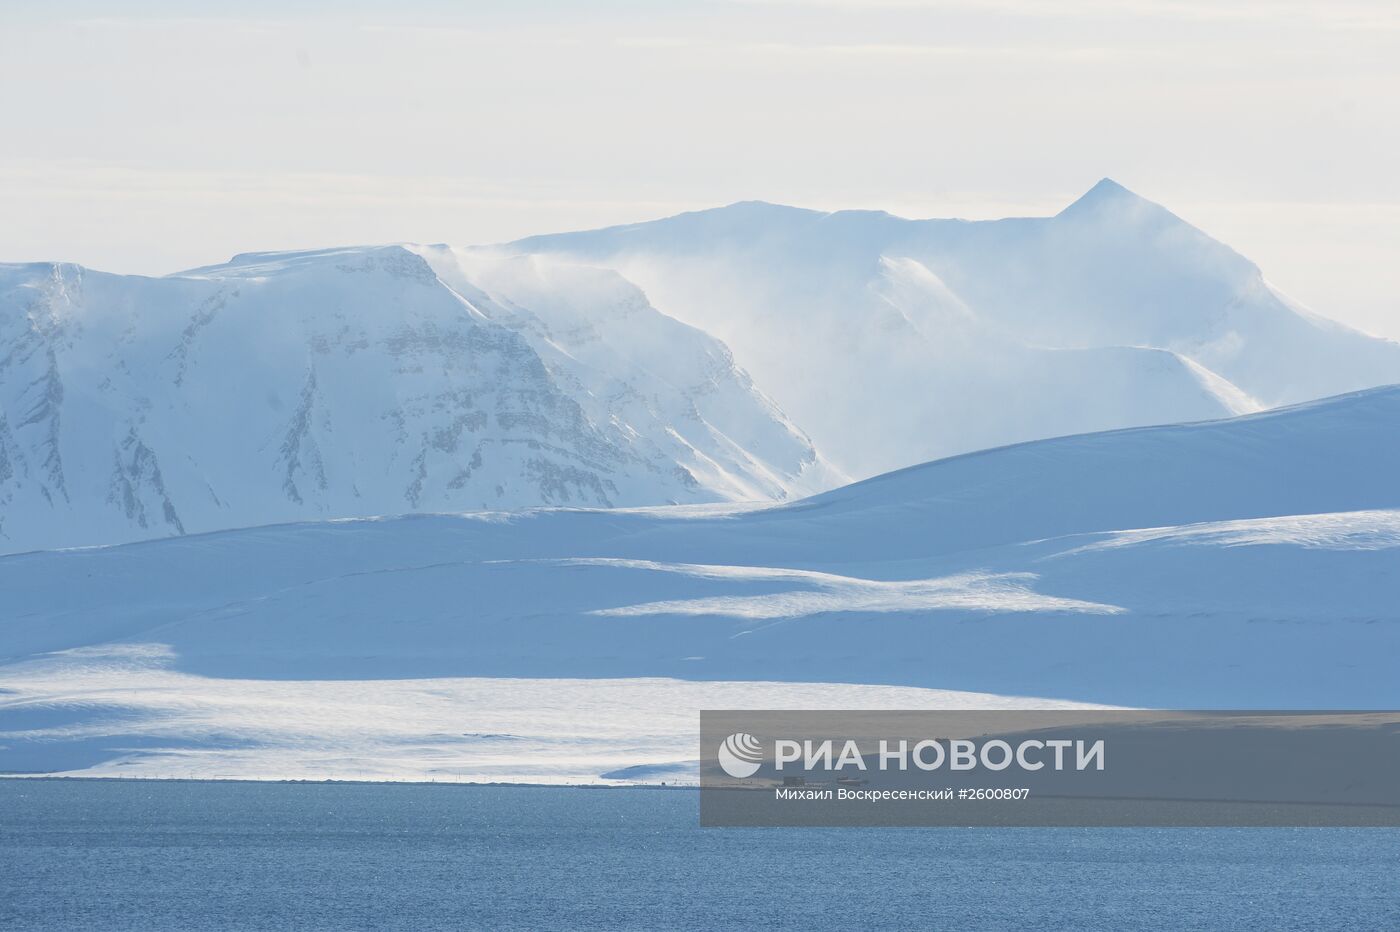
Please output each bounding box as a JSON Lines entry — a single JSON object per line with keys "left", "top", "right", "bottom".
{"left": 3, "top": 388, "right": 1398, "bottom": 779}
{"left": 504, "top": 180, "right": 1400, "bottom": 477}
{"left": 0, "top": 247, "right": 832, "bottom": 554}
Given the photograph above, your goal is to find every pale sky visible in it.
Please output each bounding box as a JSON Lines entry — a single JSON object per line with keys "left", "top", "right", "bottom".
{"left": 4, "top": 0, "right": 1399, "bottom": 338}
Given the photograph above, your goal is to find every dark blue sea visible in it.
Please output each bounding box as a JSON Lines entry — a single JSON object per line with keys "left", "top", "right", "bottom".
{"left": 2, "top": 780, "right": 1397, "bottom": 930}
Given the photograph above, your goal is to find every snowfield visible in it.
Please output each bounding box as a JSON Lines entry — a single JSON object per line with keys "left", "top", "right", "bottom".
{"left": 3, "top": 387, "right": 1399, "bottom": 781}
{"left": 0, "top": 651, "right": 1107, "bottom": 784}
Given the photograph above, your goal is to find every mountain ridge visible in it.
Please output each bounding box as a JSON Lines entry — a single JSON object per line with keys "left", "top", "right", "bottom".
{"left": 4, "top": 180, "right": 1398, "bottom": 553}
{"left": 500, "top": 180, "right": 1400, "bottom": 476}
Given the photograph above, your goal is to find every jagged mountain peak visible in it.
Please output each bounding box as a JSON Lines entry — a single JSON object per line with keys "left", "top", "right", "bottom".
{"left": 1056, "top": 176, "right": 1148, "bottom": 214}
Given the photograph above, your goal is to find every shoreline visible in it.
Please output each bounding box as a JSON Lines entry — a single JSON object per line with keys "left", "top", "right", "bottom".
{"left": 0, "top": 773, "right": 696, "bottom": 790}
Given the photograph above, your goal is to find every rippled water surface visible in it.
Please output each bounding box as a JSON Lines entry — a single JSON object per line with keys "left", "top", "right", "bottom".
{"left": 2, "top": 780, "right": 1398, "bottom": 930}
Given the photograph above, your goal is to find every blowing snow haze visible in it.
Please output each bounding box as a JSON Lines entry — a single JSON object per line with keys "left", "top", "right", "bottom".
{"left": 2, "top": 179, "right": 1399, "bottom": 554}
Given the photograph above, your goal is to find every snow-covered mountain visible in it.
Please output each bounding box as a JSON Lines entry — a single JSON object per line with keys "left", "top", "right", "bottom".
{"left": 3, "top": 387, "right": 1398, "bottom": 779}
{"left": 4, "top": 179, "right": 1399, "bottom": 556}
{"left": 0, "top": 247, "right": 832, "bottom": 554}
{"left": 504, "top": 179, "right": 1400, "bottom": 477}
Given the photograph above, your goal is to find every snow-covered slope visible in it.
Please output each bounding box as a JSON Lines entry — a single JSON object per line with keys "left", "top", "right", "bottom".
{"left": 410, "top": 246, "right": 837, "bottom": 501}
{"left": 3, "top": 387, "right": 1398, "bottom": 780}
{"left": 0, "top": 247, "right": 830, "bottom": 554}
{"left": 505, "top": 180, "right": 1400, "bottom": 477}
